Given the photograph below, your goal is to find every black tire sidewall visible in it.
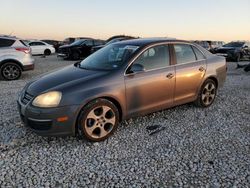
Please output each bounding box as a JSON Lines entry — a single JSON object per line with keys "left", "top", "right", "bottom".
{"left": 0, "top": 62, "right": 22, "bottom": 80}
{"left": 77, "top": 99, "right": 119, "bottom": 142}
{"left": 44, "top": 49, "right": 51, "bottom": 56}
{"left": 196, "top": 79, "right": 217, "bottom": 108}
{"left": 72, "top": 51, "right": 80, "bottom": 60}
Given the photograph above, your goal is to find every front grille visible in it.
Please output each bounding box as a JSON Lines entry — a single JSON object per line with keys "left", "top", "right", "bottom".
{"left": 27, "top": 119, "right": 52, "bottom": 131}
{"left": 58, "top": 48, "right": 69, "bottom": 54}
{"left": 21, "top": 92, "right": 33, "bottom": 105}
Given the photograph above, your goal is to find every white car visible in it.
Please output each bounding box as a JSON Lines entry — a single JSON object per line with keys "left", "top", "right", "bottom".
{"left": 28, "top": 41, "right": 55, "bottom": 56}
{"left": 0, "top": 36, "right": 34, "bottom": 80}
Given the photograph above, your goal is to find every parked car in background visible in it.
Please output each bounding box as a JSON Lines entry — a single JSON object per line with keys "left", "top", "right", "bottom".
{"left": 28, "top": 41, "right": 55, "bottom": 56}
{"left": 41, "top": 40, "right": 63, "bottom": 53}
{"left": 213, "top": 41, "right": 250, "bottom": 62}
{"left": 63, "top": 37, "right": 92, "bottom": 45}
{"left": 0, "top": 36, "right": 34, "bottom": 80}
{"left": 58, "top": 39, "right": 105, "bottom": 60}
{"left": 18, "top": 38, "right": 226, "bottom": 141}
{"left": 193, "top": 40, "right": 225, "bottom": 52}
{"left": 92, "top": 36, "right": 136, "bottom": 53}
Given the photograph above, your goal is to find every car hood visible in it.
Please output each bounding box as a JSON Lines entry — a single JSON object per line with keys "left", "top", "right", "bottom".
{"left": 27, "top": 65, "right": 107, "bottom": 96}
{"left": 217, "top": 47, "right": 236, "bottom": 50}
{"left": 59, "top": 44, "right": 71, "bottom": 49}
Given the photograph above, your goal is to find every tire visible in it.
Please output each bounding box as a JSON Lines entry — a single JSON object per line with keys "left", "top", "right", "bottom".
{"left": 235, "top": 53, "right": 241, "bottom": 62}
{"left": 244, "top": 64, "right": 250, "bottom": 72}
{"left": 0, "top": 62, "right": 22, "bottom": 80}
{"left": 72, "top": 51, "right": 80, "bottom": 60}
{"left": 195, "top": 79, "right": 217, "bottom": 108}
{"left": 77, "top": 98, "right": 119, "bottom": 142}
{"left": 44, "top": 49, "right": 51, "bottom": 56}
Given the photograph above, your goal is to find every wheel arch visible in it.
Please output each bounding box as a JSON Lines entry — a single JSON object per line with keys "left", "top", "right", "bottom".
{"left": 0, "top": 59, "right": 23, "bottom": 70}
{"left": 74, "top": 96, "right": 123, "bottom": 136}
{"left": 195, "top": 75, "right": 218, "bottom": 100}
{"left": 206, "top": 76, "right": 218, "bottom": 88}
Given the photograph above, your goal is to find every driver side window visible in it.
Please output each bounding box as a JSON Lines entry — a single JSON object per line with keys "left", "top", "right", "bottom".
{"left": 132, "top": 45, "right": 170, "bottom": 71}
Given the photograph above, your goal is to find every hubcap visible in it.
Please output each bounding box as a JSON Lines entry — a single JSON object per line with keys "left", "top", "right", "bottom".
{"left": 3, "top": 65, "right": 20, "bottom": 80}
{"left": 84, "top": 105, "right": 116, "bottom": 139}
{"left": 201, "top": 83, "right": 216, "bottom": 106}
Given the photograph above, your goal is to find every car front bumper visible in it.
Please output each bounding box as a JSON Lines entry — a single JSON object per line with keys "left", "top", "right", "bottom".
{"left": 17, "top": 96, "right": 80, "bottom": 137}
{"left": 57, "top": 53, "right": 69, "bottom": 58}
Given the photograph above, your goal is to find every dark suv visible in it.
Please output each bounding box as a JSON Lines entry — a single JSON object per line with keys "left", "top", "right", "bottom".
{"left": 58, "top": 39, "right": 105, "bottom": 60}
{"left": 213, "top": 41, "right": 250, "bottom": 62}
{"left": 92, "top": 36, "right": 136, "bottom": 53}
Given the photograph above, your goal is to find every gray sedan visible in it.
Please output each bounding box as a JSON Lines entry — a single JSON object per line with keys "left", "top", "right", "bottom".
{"left": 17, "top": 38, "right": 227, "bottom": 141}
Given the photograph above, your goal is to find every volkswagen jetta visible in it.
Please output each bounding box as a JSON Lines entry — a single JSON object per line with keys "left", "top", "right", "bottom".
{"left": 17, "top": 38, "right": 226, "bottom": 141}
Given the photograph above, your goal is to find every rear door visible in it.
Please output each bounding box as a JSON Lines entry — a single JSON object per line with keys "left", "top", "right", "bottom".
{"left": 172, "top": 43, "right": 206, "bottom": 105}
{"left": 125, "top": 44, "right": 175, "bottom": 116}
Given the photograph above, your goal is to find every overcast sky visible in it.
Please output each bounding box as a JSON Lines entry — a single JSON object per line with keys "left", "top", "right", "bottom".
{"left": 1, "top": 0, "right": 250, "bottom": 41}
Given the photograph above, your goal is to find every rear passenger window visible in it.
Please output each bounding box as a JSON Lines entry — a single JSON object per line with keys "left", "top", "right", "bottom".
{"left": 133, "top": 45, "right": 170, "bottom": 71}
{"left": 94, "top": 40, "right": 104, "bottom": 46}
{"left": 174, "top": 44, "right": 196, "bottom": 64}
{"left": 29, "top": 42, "right": 45, "bottom": 46}
{"left": 0, "top": 38, "right": 15, "bottom": 47}
{"left": 192, "top": 46, "right": 205, "bottom": 60}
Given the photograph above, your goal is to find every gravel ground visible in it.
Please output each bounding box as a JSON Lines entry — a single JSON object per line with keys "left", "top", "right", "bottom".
{"left": 0, "top": 55, "right": 250, "bottom": 187}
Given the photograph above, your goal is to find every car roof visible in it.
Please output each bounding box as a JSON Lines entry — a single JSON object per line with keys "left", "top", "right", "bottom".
{"left": 116, "top": 37, "right": 190, "bottom": 47}
{"left": 0, "top": 36, "right": 19, "bottom": 41}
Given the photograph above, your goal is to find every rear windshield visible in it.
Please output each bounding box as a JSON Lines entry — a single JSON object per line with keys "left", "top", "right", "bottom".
{"left": 0, "top": 38, "right": 15, "bottom": 47}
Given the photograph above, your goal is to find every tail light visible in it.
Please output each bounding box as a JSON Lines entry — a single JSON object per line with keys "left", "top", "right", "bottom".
{"left": 15, "top": 47, "right": 31, "bottom": 54}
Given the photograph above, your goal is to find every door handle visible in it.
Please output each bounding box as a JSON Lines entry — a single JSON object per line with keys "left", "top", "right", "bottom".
{"left": 166, "top": 73, "right": 174, "bottom": 79}
{"left": 199, "top": 67, "right": 205, "bottom": 72}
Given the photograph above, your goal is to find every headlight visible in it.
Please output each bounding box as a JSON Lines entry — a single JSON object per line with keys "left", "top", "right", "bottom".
{"left": 32, "top": 91, "right": 62, "bottom": 108}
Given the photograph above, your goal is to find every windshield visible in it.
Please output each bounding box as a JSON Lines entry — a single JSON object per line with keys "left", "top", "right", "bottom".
{"left": 71, "top": 40, "right": 85, "bottom": 46}
{"left": 223, "top": 42, "right": 244, "bottom": 48}
{"left": 106, "top": 38, "right": 123, "bottom": 45}
{"left": 79, "top": 44, "right": 139, "bottom": 71}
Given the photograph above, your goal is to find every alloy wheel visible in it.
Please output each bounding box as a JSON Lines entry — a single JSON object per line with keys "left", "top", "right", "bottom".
{"left": 201, "top": 82, "right": 216, "bottom": 106}
{"left": 84, "top": 105, "right": 116, "bottom": 139}
{"left": 2, "top": 64, "right": 21, "bottom": 80}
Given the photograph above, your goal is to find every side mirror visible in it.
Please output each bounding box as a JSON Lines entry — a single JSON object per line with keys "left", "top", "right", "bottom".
{"left": 129, "top": 64, "right": 145, "bottom": 74}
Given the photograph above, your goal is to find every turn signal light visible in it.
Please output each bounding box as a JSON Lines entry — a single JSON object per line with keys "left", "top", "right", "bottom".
{"left": 57, "top": 116, "right": 69, "bottom": 122}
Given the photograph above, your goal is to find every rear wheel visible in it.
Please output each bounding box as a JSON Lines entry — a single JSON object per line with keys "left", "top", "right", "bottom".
{"left": 77, "top": 99, "right": 119, "bottom": 142}
{"left": 195, "top": 79, "right": 217, "bottom": 107}
{"left": 0, "top": 62, "right": 22, "bottom": 80}
{"left": 44, "top": 49, "right": 51, "bottom": 56}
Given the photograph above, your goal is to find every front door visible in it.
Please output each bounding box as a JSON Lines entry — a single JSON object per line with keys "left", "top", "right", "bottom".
{"left": 125, "top": 44, "right": 175, "bottom": 117}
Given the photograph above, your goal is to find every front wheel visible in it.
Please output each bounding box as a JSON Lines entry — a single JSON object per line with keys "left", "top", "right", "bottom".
{"left": 72, "top": 51, "right": 80, "bottom": 60}
{"left": 195, "top": 79, "right": 217, "bottom": 107}
{"left": 235, "top": 53, "right": 241, "bottom": 62}
{"left": 77, "top": 99, "right": 119, "bottom": 142}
